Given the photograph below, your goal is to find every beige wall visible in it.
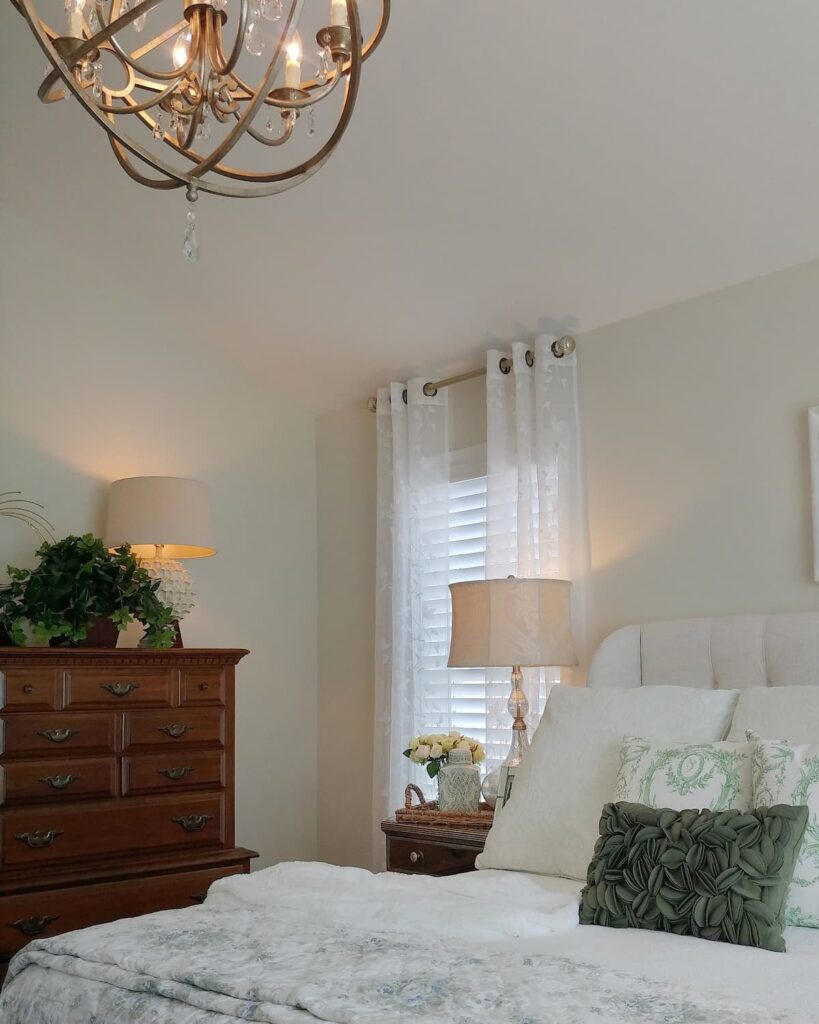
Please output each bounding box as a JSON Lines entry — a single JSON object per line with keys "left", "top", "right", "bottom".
{"left": 0, "top": 208, "right": 318, "bottom": 869}
{"left": 316, "top": 261, "right": 819, "bottom": 868}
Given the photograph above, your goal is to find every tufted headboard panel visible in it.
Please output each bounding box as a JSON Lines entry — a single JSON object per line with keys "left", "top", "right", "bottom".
{"left": 587, "top": 612, "right": 819, "bottom": 689}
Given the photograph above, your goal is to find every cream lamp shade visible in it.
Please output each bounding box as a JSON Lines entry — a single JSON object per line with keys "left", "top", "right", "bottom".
{"left": 448, "top": 577, "right": 576, "bottom": 668}
{"left": 105, "top": 477, "right": 215, "bottom": 559}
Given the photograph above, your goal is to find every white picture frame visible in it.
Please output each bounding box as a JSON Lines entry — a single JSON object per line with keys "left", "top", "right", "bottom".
{"left": 811, "top": 406, "right": 819, "bottom": 583}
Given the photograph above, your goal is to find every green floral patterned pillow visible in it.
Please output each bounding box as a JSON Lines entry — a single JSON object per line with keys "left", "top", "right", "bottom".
{"left": 752, "top": 739, "right": 819, "bottom": 928}
{"left": 580, "top": 802, "right": 809, "bottom": 952}
{"left": 613, "top": 737, "right": 753, "bottom": 812}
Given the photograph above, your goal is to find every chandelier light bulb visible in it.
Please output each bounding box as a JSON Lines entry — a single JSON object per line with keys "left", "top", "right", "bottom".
{"left": 331, "top": 0, "right": 347, "bottom": 28}
{"left": 284, "top": 35, "right": 302, "bottom": 87}
{"left": 173, "top": 27, "right": 192, "bottom": 69}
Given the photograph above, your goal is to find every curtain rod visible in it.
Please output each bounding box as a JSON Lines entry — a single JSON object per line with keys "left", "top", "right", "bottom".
{"left": 366, "top": 336, "right": 576, "bottom": 412}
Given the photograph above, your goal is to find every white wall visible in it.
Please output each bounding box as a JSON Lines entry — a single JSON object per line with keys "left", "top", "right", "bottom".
{"left": 316, "top": 260, "right": 819, "bottom": 868}
{"left": 0, "top": 207, "right": 318, "bottom": 869}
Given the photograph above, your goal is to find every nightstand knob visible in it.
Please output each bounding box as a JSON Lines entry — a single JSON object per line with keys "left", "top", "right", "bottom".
{"left": 409, "top": 850, "right": 424, "bottom": 864}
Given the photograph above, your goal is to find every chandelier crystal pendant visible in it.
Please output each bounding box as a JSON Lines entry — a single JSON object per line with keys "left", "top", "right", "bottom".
{"left": 11, "top": 0, "right": 389, "bottom": 256}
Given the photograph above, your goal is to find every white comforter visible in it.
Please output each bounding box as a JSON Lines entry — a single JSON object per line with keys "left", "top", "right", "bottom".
{"left": 1, "top": 862, "right": 817, "bottom": 1023}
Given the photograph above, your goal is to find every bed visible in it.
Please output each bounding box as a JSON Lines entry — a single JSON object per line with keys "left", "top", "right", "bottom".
{"left": 2, "top": 611, "right": 818, "bottom": 1024}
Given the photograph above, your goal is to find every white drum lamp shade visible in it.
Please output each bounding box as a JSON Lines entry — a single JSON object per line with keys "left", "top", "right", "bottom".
{"left": 448, "top": 577, "right": 576, "bottom": 799}
{"left": 448, "top": 577, "right": 576, "bottom": 669}
{"left": 105, "top": 477, "right": 215, "bottom": 559}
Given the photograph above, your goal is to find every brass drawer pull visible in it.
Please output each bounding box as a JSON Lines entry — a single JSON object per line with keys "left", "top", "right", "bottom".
{"left": 38, "top": 728, "right": 77, "bottom": 744}
{"left": 10, "top": 915, "right": 59, "bottom": 936}
{"left": 172, "top": 813, "right": 213, "bottom": 832}
{"left": 14, "top": 829, "right": 63, "bottom": 849}
{"left": 409, "top": 850, "right": 424, "bottom": 864}
{"left": 101, "top": 681, "right": 140, "bottom": 697}
{"left": 40, "top": 774, "right": 79, "bottom": 791}
{"left": 160, "top": 723, "right": 193, "bottom": 739}
{"left": 159, "top": 766, "right": 194, "bottom": 781}
{"left": 190, "top": 890, "right": 208, "bottom": 904}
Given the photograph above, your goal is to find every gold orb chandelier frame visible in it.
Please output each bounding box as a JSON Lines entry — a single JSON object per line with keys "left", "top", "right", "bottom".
{"left": 11, "top": 0, "right": 390, "bottom": 198}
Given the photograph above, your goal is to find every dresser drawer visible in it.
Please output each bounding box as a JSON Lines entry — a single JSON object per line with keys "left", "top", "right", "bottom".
{"left": 2, "top": 793, "right": 225, "bottom": 868}
{"left": 0, "top": 758, "right": 118, "bottom": 805}
{"left": 386, "top": 837, "right": 479, "bottom": 876}
{"left": 65, "top": 668, "right": 175, "bottom": 709}
{"left": 0, "top": 862, "right": 245, "bottom": 955}
{"left": 0, "top": 668, "right": 62, "bottom": 713}
{"left": 123, "top": 751, "right": 225, "bottom": 796}
{"left": 1, "top": 713, "right": 118, "bottom": 758}
{"left": 123, "top": 709, "right": 224, "bottom": 752}
{"left": 180, "top": 668, "right": 225, "bottom": 707}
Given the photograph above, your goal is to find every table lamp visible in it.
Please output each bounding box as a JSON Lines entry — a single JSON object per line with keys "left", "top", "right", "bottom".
{"left": 448, "top": 576, "right": 576, "bottom": 804}
{"left": 106, "top": 476, "right": 215, "bottom": 646}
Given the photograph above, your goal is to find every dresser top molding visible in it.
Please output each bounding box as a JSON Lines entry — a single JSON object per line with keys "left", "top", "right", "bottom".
{"left": 0, "top": 648, "right": 249, "bottom": 667}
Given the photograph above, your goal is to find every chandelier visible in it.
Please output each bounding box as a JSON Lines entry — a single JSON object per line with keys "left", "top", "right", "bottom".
{"left": 11, "top": 0, "right": 390, "bottom": 258}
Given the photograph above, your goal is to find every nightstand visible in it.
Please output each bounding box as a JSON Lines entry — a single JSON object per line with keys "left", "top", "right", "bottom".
{"left": 381, "top": 818, "right": 487, "bottom": 876}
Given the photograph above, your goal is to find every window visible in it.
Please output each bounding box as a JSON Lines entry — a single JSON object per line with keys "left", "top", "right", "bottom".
{"left": 412, "top": 446, "right": 554, "bottom": 789}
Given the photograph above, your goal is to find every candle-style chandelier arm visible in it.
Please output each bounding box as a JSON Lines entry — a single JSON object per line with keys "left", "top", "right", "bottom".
{"left": 206, "top": 0, "right": 247, "bottom": 77}
{"left": 202, "top": 13, "right": 359, "bottom": 186}
{"left": 185, "top": 0, "right": 302, "bottom": 180}
{"left": 228, "top": 55, "right": 344, "bottom": 109}
{"left": 297, "top": 0, "right": 389, "bottom": 93}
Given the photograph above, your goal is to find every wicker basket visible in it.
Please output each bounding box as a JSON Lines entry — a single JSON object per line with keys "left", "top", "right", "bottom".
{"left": 394, "top": 783, "right": 495, "bottom": 830}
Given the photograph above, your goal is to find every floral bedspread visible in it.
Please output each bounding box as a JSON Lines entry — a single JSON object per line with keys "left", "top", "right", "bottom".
{"left": 0, "top": 904, "right": 801, "bottom": 1024}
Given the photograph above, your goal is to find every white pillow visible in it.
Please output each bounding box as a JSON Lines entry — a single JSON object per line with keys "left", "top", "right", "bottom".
{"left": 613, "top": 736, "right": 753, "bottom": 811}
{"left": 727, "top": 687, "right": 819, "bottom": 744}
{"left": 476, "top": 685, "right": 739, "bottom": 880}
{"left": 752, "top": 738, "right": 819, "bottom": 928}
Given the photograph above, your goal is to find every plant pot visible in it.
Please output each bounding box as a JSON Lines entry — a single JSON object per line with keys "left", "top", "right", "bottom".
{"left": 49, "top": 616, "right": 120, "bottom": 648}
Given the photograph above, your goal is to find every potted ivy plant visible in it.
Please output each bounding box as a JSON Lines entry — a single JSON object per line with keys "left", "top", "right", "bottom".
{"left": 0, "top": 534, "right": 176, "bottom": 649}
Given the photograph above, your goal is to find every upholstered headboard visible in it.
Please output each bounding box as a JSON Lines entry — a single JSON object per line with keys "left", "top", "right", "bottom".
{"left": 587, "top": 612, "right": 819, "bottom": 689}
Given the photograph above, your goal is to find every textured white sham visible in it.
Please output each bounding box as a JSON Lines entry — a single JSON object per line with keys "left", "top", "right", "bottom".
{"left": 727, "top": 687, "right": 819, "bottom": 745}
{"left": 476, "top": 685, "right": 740, "bottom": 879}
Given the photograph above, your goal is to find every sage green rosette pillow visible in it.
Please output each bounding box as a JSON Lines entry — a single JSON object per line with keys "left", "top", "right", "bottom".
{"left": 579, "top": 802, "right": 808, "bottom": 952}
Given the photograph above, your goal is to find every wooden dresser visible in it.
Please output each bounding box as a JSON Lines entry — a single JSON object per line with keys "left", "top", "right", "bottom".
{"left": 0, "top": 647, "right": 257, "bottom": 976}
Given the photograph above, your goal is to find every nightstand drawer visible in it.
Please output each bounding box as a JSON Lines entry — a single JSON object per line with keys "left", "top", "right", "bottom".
{"left": 180, "top": 668, "right": 225, "bottom": 707}
{"left": 387, "top": 837, "right": 479, "bottom": 875}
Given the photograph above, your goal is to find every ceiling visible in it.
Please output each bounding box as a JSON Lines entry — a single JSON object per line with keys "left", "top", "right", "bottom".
{"left": 3, "top": 1, "right": 819, "bottom": 413}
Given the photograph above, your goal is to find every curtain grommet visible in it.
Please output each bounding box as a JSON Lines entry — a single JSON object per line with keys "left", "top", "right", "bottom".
{"left": 525, "top": 350, "right": 534, "bottom": 368}
{"left": 422, "top": 383, "right": 438, "bottom": 398}
{"left": 499, "top": 357, "right": 512, "bottom": 375}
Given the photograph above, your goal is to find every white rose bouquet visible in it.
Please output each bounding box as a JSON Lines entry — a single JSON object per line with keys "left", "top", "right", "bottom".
{"left": 403, "top": 731, "right": 485, "bottom": 778}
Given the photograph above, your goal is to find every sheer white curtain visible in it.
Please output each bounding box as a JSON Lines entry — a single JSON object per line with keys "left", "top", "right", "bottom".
{"left": 484, "top": 336, "right": 589, "bottom": 773}
{"left": 373, "top": 380, "right": 449, "bottom": 867}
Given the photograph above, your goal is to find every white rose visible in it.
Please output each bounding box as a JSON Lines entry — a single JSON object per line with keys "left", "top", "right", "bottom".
{"left": 448, "top": 731, "right": 462, "bottom": 741}
{"left": 471, "top": 742, "right": 486, "bottom": 764}
{"left": 441, "top": 737, "right": 455, "bottom": 753}
{"left": 409, "top": 737, "right": 420, "bottom": 751}
{"left": 430, "top": 742, "right": 443, "bottom": 759}
{"left": 414, "top": 744, "right": 431, "bottom": 762}
{"left": 456, "top": 740, "right": 471, "bottom": 750}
